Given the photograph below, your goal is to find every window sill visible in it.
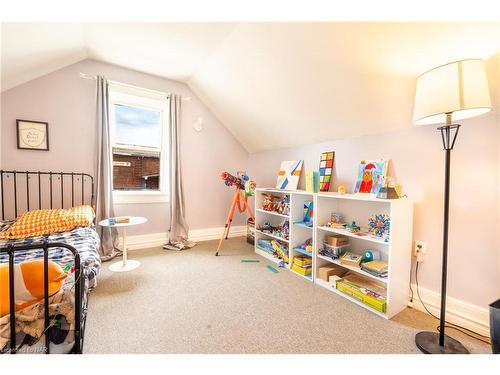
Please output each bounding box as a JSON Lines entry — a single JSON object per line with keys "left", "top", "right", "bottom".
{"left": 113, "top": 191, "right": 169, "bottom": 204}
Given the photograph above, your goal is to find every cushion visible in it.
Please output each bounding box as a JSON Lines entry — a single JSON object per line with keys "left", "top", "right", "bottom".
{"left": 0, "top": 260, "right": 67, "bottom": 317}
{"left": 0, "top": 205, "right": 95, "bottom": 240}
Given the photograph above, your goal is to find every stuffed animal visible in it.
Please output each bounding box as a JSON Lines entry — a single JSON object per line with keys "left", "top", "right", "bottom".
{"left": 0, "top": 260, "right": 67, "bottom": 317}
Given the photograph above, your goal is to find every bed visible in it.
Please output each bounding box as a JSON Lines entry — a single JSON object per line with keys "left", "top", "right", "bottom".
{"left": 0, "top": 170, "right": 101, "bottom": 354}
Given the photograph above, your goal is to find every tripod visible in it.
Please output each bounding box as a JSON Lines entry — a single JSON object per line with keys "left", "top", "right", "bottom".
{"left": 215, "top": 187, "right": 254, "bottom": 256}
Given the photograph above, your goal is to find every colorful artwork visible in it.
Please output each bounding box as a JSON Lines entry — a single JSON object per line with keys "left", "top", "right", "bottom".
{"left": 319, "top": 151, "right": 335, "bottom": 191}
{"left": 368, "top": 214, "right": 390, "bottom": 239}
{"left": 305, "top": 170, "right": 319, "bottom": 193}
{"left": 303, "top": 201, "right": 313, "bottom": 226}
{"left": 276, "top": 160, "right": 303, "bottom": 190}
{"left": 353, "top": 160, "right": 388, "bottom": 195}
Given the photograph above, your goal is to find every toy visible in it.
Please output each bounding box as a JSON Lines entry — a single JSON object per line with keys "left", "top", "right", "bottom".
{"left": 215, "top": 170, "right": 256, "bottom": 256}
{"left": 368, "top": 214, "right": 390, "bottom": 239}
{"left": 327, "top": 212, "right": 346, "bottom": 229}
{"left": 376, "top": 177, "right": 399, "bottom": 199}
{"left": 345, "top": 221, "right": 360, "bottom": 233}
{"left": 267, "top": 265, "right": 279, "bottom": 273}
{"left": 0, "top": 260, "right": 67, "bottom": 317}
{"left": 262, "top": 193, "right": 290, "bottom": 215}
{"left": 362, "top": 249, "right": 381, "bottom": 262}
{"left": 320, "top": 242, "right": 349, "bottom": 259}
{"left": 271, "top": 240, "right": 289, "bottom": 263}
{"left": 276, "top": 194, "right": 290, "bottom": 215}
{"left": 262, "top": 193, "right": 276, "bottom": 211}
{"left": 257, "top": 220, "right": 289, "bottom": 240}
{"left": 298, "top": 238, "right": 313, "bottom": 253}
{"left": 338, "top": 185, "right": 346, "bottom": 194}
{"left": 303, "top": 201, "right": 313, "bottom": 226}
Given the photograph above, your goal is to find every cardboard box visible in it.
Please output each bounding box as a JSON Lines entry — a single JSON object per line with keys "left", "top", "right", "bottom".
{"left": 326, "top": 235, "right": 349, "bottom": 247}
{"left": 318, "top": 265, "right": 346, "bottom": 281}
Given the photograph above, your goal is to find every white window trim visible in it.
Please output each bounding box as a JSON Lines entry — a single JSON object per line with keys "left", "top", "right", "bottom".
{"left": 109, "top": 82, "right": 170, "bottom": 205}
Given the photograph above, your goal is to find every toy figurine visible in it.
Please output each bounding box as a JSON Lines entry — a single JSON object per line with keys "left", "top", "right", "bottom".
{"left": 298, "top": 238, "right": 313, "bottom": 253}
{"left": 276, "top": 194, "right": 290, "bottom": 215}
{"left": 262, "top": 193, "right": 276, "bottom": 211}
{"left": 345, "top": 221, "right": 360, "bottom": 233}
{"left": 338, "top": 185, "right": 346, "bottom": 194}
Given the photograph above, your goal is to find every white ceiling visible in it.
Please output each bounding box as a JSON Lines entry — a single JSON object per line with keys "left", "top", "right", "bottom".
{"left": 2, "top": 22, "right": 500, "bottom": 152}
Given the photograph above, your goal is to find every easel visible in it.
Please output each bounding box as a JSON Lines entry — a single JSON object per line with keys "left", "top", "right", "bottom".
{"left": 215, "top": 172, "right": 255, "bottom": 256}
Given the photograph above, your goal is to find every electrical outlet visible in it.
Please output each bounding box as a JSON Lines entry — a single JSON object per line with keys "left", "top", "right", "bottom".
{"left": 414, "top": 241, "right": 426, "bottom": 262}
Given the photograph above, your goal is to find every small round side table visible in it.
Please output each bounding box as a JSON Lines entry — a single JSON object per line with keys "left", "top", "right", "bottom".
{"left": 98, "top": 216, "right": 147, "bottom": 272}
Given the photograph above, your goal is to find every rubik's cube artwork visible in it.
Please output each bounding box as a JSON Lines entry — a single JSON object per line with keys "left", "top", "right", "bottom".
{"left": 319, "top": 151, "right": 335, "bottom": 191}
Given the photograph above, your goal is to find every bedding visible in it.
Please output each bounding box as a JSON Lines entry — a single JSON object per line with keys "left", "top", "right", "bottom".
{"left": 0, "top": 205, "right": 95, "bottom": 240}
{"left": 0, "top": 226, "right": 101, "bottom": 353}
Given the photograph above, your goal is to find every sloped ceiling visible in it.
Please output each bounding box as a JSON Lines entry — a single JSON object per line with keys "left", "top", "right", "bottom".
{"left": 2, "top": 22, "right": 500, "bottom": 152}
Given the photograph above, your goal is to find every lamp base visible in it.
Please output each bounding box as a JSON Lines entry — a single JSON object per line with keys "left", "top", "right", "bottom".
{"left": 415, "top": 331, "right": 469, "bottom": 354}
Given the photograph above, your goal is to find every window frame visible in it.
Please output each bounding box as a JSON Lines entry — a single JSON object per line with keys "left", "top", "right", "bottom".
{"left": 108, "top": 82, "right": 170, "bottom": 204}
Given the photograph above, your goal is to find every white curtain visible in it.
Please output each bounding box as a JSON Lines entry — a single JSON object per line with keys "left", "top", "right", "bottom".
{"left": 163, "top": 94, "right": 195, "bottom": 251}
{"left": 95, "top": 75, "right": 120, "bottom": 260}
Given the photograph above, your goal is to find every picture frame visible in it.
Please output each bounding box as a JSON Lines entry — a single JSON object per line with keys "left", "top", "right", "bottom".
{"left": 16, "top": 119, "right": 49, "bottom": 151}
{"left": 353, "top": 159, "right": 388, "bottom": 195}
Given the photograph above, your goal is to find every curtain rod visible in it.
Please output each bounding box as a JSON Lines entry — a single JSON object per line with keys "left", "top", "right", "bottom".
{"left": 78, "top": 72, "right": 191, "bottom": 101}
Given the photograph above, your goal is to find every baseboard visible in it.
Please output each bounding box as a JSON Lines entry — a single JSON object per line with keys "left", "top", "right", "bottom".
{"left": 125, "top": 225, "right": 246, "bottom": 251}
{"left": 188, "top": 225, "right": 246, "bottom": 242}
{"left": 409, "top": 283, "right": 490, "bottom": 337}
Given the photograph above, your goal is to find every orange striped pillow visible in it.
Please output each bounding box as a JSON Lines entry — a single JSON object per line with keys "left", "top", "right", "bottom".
{"left": 0, "top": 205, "right": 95, "bottom": 240}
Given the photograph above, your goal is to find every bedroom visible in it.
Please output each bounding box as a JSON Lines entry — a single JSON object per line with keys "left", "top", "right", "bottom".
{"left": 1, "top": 0, "right": 500, "bottom": 372}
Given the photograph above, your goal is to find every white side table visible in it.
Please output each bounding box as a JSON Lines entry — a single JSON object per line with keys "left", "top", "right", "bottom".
{"left": 99, "top": 216, "right": 147, "bottom": 272}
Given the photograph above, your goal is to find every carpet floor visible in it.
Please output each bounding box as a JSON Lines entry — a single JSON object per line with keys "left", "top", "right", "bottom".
{"left": 84, "top": 237, "right": 490, "bottom": 354}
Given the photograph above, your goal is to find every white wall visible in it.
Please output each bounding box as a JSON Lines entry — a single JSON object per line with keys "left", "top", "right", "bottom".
{"left": 248, "top": 55, "right": 500, "bottom": 311}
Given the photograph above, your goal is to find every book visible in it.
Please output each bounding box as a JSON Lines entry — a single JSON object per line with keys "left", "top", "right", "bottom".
{"left": 361, "top": 260, "right": 388, "bottom": 273}
{"left": 340, "top": 252, "right": 363, "bottom": 267}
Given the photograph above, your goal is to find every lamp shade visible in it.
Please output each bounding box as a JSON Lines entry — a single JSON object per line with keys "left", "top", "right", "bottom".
{"left": 413, "top": 59, "right": 492, "bottom": 125}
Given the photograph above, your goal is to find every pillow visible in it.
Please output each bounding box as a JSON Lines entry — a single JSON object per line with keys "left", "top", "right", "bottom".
{"left": 0, "top": 260, "right": 67, "bottom": 317}
{"left": 0, "top": 205, "right": 95, "bottom": 240}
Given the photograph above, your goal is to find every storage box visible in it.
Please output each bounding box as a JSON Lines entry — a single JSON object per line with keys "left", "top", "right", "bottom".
{"left": 336, "top": 280, "right": 387, "bottom": 313}
{"left": 293, "top": 256, "right": 312, "bottom": 267}
{"left": 291, "top": 263, "right": 312, "bottom": 276}
{"left": 326, "top": 235, "right": 349, "bottom": 247}
{"left": 329, "top": 275, "right": 343, "bottom": 287}
{"left": 318, "top": 265, "right": 346, "bottom": 281}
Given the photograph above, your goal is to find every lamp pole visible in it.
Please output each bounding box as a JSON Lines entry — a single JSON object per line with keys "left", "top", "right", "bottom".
{"left": 438, "top": 113, "right": 457, "bottom": 347}
{"left": 415, "top": 113, "right": 468, "bottom": 354}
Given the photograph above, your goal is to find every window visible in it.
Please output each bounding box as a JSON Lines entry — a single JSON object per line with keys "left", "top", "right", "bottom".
{"left": 109, "top": 83, "right": 169, "bottom": 204}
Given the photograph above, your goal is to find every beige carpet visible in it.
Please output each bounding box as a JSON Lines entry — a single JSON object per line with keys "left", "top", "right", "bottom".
{"left": 84, "top": 237, "right": 490, "bottom": 354}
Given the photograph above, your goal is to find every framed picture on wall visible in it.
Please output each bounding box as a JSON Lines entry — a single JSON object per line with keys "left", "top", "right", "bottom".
{"left": 16, "top": 119, "right": 49, "bottom": 151}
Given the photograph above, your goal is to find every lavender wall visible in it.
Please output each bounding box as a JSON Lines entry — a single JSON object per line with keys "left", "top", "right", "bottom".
{"left": 0, "top": 59, "right": 249, "bottom": 235}
{"left": 248, "top": 59, "right": 500, "bottom": 309}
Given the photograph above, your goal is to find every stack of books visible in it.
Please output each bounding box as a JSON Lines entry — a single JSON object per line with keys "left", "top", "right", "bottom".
{"left": 291, "top": 256, "right": 312, "bottom": 276}
{"left": 340, "top": 252, "right": 363, "bottom": 267}
{"left": 361, "top": 260, "right": 388, "bottom": 278}
{"left": 336, "top": 272, "right": 387, "bottom": 313}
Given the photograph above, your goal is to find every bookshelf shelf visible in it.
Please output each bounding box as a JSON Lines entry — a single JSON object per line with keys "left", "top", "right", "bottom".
{"left": 317, "top": 226, "right": 389, "bottom": 245}
{"left": 255, "top": 208, "right": 290, "bottom": 219}
{"left": 254, "top": 187, "right": 413, "bottom": 319}
{"left": 316, "top": 254, "right": 388, "bottom": 284}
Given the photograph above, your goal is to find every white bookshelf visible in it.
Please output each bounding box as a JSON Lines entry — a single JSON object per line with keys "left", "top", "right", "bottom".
{"left": 254, "top": 188, "right": 413, "bottom": 319}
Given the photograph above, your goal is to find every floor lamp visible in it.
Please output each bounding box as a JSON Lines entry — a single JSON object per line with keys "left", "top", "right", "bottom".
{"left": 412, "top": 59, "right": 492, "bottom": 354}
